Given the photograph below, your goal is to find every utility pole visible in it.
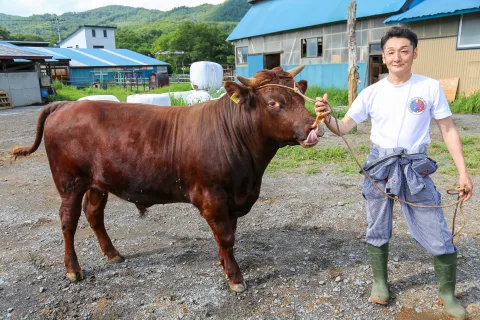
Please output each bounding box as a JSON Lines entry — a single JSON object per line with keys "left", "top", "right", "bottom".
{"left": 51, "top": 16, "right": 65, "bottom": 43}
{"left": 347, "top": 1, "right": 360, "bottom": 107}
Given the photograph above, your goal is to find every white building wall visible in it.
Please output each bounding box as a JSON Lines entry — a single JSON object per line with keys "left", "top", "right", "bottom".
{"left": 85, "top": 28, "right": 116, "bottom": 49}
{"left": 60, "top": 29, "right": 88, "bottom": 48}
{"left": 0, "top": 72, "right": 41, "bottom": 107}
{"left": 60, "top": 28, "right": 116, "bottom": 49}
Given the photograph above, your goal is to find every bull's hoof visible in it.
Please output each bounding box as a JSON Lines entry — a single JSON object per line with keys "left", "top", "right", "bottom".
{"left": 229, "top": 280, "right": 247, "bottom": 293}
{"left": 108, "top": 255, "right": 125, "bottom": 264}
{"left": 66, "top": 270, "right": 85, "bottom": 282}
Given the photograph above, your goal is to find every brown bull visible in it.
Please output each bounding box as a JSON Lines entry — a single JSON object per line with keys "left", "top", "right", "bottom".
{"left": 11, "top": 66, "right": 323, "bottom": 292}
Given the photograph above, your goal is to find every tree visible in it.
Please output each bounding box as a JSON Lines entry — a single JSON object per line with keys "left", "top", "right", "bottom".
{"left": 10, "top": 33, "right": 45, "bottom": 41}
{"left": 115, "top": 28, "right": 162, "bottom": 55}
{"left": 151, "top": 22, "right": 234, "bottom": 73}
{"left": 347, "top": 1, "right": 360, "bottom": 107}
{"left": 0, "top": 27, "right": 11, "bottom": 40}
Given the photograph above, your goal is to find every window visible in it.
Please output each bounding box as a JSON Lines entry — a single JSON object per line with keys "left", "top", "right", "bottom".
{"left": 236, "top": 46, "right": 248, "bottom": 65}
{"left": 103, "top": 30, "right": 107, "bottom": 37}
{"left": 302, "top": 37, "right": 323, "bottom": 58}
{"left": 458, "top": 12, "right": 480, "bottom": 49}
{"left": 92, "top": 29, "right": 96, "bottom": 37}
{"left": 369, "top": 43, "right": 382, "bottom": 54}
{"left": 93, "top": 45, "right": 104, "bottom": 49}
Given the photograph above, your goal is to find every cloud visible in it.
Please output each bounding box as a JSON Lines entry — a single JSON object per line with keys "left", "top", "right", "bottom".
{"left": 1, "top": 0, "right": 225, "bottom": 17}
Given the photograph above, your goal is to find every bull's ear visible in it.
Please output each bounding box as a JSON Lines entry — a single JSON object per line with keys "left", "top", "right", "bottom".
{"left": 298, "top": 80, "right": 308, "bottom": 94}
{"left": 224, "top": 81, "right": 249, "bottom": 105}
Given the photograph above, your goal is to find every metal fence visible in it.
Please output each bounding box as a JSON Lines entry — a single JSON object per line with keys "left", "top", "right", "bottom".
{"left": 169, "top": 74, "right": 235, "bottom": 83}
{"left": 169, "top": 74, "right": 190, "bottom": 83}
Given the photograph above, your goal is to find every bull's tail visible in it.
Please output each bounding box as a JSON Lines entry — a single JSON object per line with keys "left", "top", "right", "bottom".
{"left": 10, "top": 101, "right": 70, "bottom": 160}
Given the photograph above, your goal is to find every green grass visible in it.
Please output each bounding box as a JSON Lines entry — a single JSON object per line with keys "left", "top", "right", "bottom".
{"left": 169, "top": 95, "right": 188, "bottom": 106}
{"left": 49, "top": 80, "right": 193, "bottom": 102}
{"left": 450, "top": 91, "right": 480, "bottom": 113}
{"left": 267, "top": 133, "right": 480, "bottom": 177}
{"left": 267, "top": 144, "right": 369, "bottom": 175}
{"left": 49, "top": 80, "right": 227, "bottom": 104}
{"left": 426, "top": 135, "right": 480, "bottom": 176}
{"left": 303, "top": 86, "right": 349, "bottom": 118}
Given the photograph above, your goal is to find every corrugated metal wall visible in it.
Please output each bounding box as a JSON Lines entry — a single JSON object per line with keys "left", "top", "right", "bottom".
{"left": 0, "top": 71, "right": 41, "bottom": 107}
{"left": 412, "top": 36, "right": 480, "bottom": 94}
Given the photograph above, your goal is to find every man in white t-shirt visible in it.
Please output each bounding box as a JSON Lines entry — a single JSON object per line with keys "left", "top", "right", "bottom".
{"left": 314, "top": 26, "right": 472, "bottom": 320}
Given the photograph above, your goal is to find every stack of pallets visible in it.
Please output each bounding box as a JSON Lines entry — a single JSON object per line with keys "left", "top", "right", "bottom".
{"left": 0, "top": 90, "right": 13, "bottom": 110}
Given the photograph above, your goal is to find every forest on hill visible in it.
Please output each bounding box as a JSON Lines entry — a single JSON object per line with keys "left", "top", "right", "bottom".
{"left": 0, "top": 0, "right": 250, "bottom": 72}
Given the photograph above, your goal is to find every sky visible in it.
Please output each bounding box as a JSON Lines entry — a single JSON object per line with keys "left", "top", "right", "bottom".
{"left": 0, "top": 0, "right": 226, "bottom": 17}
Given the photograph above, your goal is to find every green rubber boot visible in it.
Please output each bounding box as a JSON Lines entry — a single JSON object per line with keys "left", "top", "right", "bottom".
{"left": 367, "top": 243, "right": 389, "bottom": 305}
{"left": 434, "top": 252, "right": 468, "bottom": 320}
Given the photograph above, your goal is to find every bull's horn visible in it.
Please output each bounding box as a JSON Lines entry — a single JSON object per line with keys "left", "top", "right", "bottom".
{"left": 288, "top": 65, "right": 305, "bottom": 78}
{"left": 236, "top": 75, "right": 258, "bottom": 87}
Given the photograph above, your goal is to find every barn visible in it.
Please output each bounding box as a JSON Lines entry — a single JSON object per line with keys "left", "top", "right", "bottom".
{"left": 0, "top": 43, "right": 54, "bottom": 107}
{"left": 228, "top": 0, "right": 480, "bottom": 95}
{"left": 23, "top": 47, "right": 170, "bottom": 87}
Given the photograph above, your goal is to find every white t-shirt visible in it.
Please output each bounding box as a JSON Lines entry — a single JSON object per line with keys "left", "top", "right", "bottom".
{"left": 346, "top": 73, "right": 452, "bottom": 151}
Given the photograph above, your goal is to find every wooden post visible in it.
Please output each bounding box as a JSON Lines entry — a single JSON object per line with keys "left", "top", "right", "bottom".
{"left": 347, "top": 1, "right": 360, "bottom": 107}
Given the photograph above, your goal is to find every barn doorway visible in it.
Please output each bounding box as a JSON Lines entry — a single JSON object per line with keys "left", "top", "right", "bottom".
{"left": 368, "top": 43, "right": 388, "bottom": 85}
{"left": 264, "top": 53, "right": 281, "bottom": 70}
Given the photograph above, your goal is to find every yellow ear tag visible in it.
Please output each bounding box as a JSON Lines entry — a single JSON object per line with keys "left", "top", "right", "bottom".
{"left": 230, "top": 92, "right": 240, "bottom": 104}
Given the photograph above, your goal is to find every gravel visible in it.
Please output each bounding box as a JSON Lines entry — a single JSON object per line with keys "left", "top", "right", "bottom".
{"left": 0, "top": 106, "right": 479, "bottom": 320}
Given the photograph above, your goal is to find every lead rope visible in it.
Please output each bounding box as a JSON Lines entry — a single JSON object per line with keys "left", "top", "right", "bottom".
{"left": 257, "top": 83, "right": 468, "bottom": 242}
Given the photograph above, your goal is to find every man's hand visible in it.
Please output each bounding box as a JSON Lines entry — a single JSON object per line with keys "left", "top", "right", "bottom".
{"left": 314, "top": 93, "right": 330, "bottom": 123}
{"left": 459, "top": 174, "right": 473, "bottom": 201}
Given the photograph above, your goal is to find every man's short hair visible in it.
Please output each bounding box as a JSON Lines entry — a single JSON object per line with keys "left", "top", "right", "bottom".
{"left": 381, "top": 26, "right": 418, "bottom": 50}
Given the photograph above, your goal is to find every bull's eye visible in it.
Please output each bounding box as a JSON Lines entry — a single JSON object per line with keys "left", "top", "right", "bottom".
{"left": 268, "top": 101, "right": 280, "bottom": 108}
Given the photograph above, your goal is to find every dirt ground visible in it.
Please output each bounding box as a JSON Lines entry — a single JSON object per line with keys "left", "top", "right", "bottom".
{"left": 0, "top": 106, "right": 479, "bottom": 320}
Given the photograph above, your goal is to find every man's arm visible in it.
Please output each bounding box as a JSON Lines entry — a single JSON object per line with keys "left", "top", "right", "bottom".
{"left": 435, "top": 117, "right": 473, "bottom": 200}
{"left": 314, "top": 94, "right": 357, "bottom": 136}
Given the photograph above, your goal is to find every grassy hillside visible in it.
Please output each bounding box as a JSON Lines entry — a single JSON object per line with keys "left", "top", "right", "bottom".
{"left": 0, "top": 0, "right": 250, "bottom": 42}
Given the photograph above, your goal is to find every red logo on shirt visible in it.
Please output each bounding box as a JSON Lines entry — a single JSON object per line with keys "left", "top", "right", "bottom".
{"left": 408, "top": 97, "right": 426, "bottom": 115}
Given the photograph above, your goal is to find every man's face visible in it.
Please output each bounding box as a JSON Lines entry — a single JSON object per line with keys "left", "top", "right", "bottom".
{"left": 382, "top": 37, "right": 417, "bottom": 76}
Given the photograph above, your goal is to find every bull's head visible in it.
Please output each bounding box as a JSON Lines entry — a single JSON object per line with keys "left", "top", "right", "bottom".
{"left": 223, "top": 65, "right": 323, "bottom": 148}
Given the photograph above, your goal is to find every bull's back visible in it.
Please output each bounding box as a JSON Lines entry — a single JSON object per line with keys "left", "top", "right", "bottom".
{"left": 43, "top": 101, "right": 191, "bottom": 197}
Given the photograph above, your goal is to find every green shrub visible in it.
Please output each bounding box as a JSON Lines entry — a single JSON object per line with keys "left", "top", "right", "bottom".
{"left": 450, "top": 91, "right": 480, "bottom": 113}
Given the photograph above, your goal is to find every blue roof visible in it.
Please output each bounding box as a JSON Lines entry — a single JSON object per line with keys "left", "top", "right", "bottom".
{"left": 24, "top": 48, "right": 169, "bottom": 68}
{"left": 227, "top": 0, "right": 411, "bottom": 41}
{"left": 21, "top": 46, "right": 70, "bottom": 62}
{"left": 1, "top": 42, "right": 169, "bottom": 67}
{"left": 0, "top": 41, "right": 53, "bottom": 61}
{"left": 385, "top": 0, "right": 480, "bottom": 23}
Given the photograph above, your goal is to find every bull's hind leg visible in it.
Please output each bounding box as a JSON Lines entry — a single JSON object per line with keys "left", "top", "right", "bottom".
{"left": 59, "top": 193, "right": 85, "bottom": 281}
{"left": 83, "top": 189, "right": 124, "bottom": 264}
{"left": 202, "top": 204, "right": 246, "bottom": 292}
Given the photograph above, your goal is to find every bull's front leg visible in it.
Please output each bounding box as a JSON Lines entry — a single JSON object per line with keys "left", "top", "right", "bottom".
{"left": 202, "top": 202, "right": 246, "bottom": 293}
